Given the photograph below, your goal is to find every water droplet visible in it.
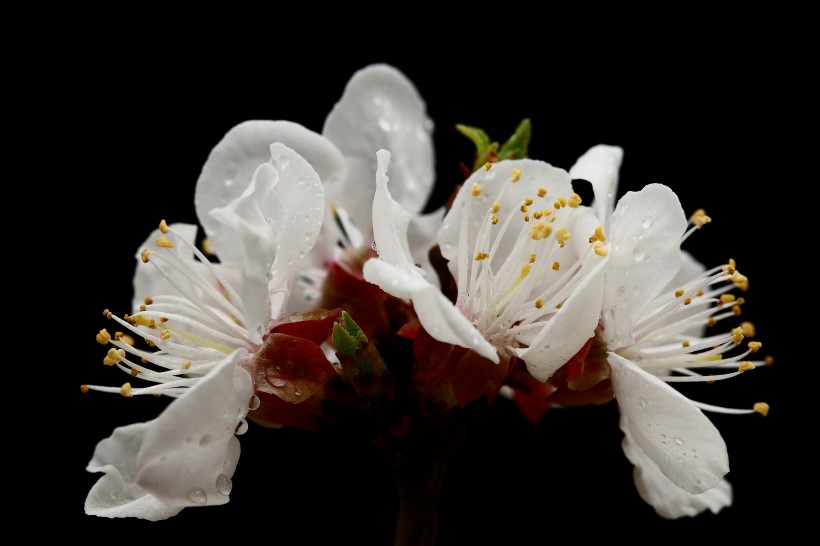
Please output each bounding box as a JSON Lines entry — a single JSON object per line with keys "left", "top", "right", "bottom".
{"left": 633, "top": 247, "right": 646, "bottom": 261}
{"left": 638, "top": 397, "right": 648, "bottom": 408}
{"left": 298, "top": 250, "right": 306, "bottom": 259}
{"left": 611, "top": 237, "right": 621, "bottom": 252}
{"left": 674, "top": 437, "right": 684, "bottom": 446}
{"left": 215, "top": 474, "right": 233, "bottom": 496}
{"left": 290, "top": 217, "right": 296, "bottom": 225}
{"left": 293, "top": 389, "right": 302, "bottom": 397}
{"left": 297, "top": 178, "right": 305, "bottom": 187}
{"left": 676, "top": 457, "right": 684, "bottom": 464}
{"left": 248, "top": 395, "right": 261, "bottom": 410}
{"left": 617, "top": 285, "right": 627, "bottom": 297}
{"left": 661, "top": 433, "right": 667, "bottom": 438}
{"left": 187, "top": 487, "right": 207, "bottom": 504}
{"left": 304, "top": 232, "right": 312, "bottom": 241}
{"left": 199, "top": 434, "right": 213, "bottom": 446}
{"left": 224, "top": 178, "right": 235, "bottom": 188}
{"left": 371, "top": 241, "right": 379, "bottom": 253}
{"left": 235, "top": 419, "right": 248, "bottom": 436}
{"left": 110, "top": 490, "right": 119, "bottom": 500}
{"left": 641, "top": 215, "right": 654, "bottom": 228}
{"left": 604, "top": 307, "right": 615, "bottom": 323}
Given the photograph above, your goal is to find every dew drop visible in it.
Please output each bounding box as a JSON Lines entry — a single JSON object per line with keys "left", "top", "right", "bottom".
{"left": 235, "top": 419, "right": 249, "bottom": 436}
{"left": 215, "top": 474, "right": 233, "bottom": 496}
{"left": 304, "top": 232, "right": 312, "bottom": 241}
{"left": 638, "top": 398, "right": 648, "bottom": 408}
{"left": 633, "top": 247, "right": 646, "bottom": 261}
{"left": 676, "top": 457, "right": 684, "bottom": 464}
{"left": 641, "top": 215, "right": 654, "bottom": 228}
{"left": 187, "top": 487, "right": 207, "bottom": 504}
{"left": 110, "top": 490, "right": 119, "bottom": 500}
{"left": 674, "top": 437, "right": 684, "bottom": 446}
{"left": 248, "top": 395, "right": 261, "bottom": 411}
{"left": 199, "top": 434, "right": 213, "bottom": 446}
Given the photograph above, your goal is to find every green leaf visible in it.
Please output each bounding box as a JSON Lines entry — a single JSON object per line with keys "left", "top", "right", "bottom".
{"left": 456, "top": 123, "right": 498, "bottom": 171}
{"left": 332, "top": 322, "right": 361, "bottom": 356}
{"left": 498, "top": 118, "right": 531, "bottom": 161}
{"left": 341, "top": 310, "right": 366, "bottom": 343}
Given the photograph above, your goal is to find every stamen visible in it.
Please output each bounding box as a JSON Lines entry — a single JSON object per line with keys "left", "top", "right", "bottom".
{"left": 733, "top": 271, "right": 749, "bottom": 291}
{"left": 738, "top": 361, "right": 755, "bottom": 372}
{"left": 471, "top": 183, "right": 482, "bottom": 197}
{"left": 748, "top": 341, "right": 762, "bottom": 353}
{"left": 80, "top": 385, "right": 89, "bottom": 394}
{"left": 492, "top": 201, "right": 500, "bottom": 213}
{"left": 140, "top": 249, "right": 152, "bottom": 263}
{"left": 103, "top": 309, "right": 113, "bottom": 319}
{"left": 529, "top": 254, "right": 537, "bottom": 263}
{"left": 520, "top": 204, "right": 528, "bottom": 213}
{"left": 719, "top": 294, "right": 736, "bottom": 304}
{"left": 594, "top": 242, "right": 608, "bottom": 256}
{"left": 765, "top": 355, "right": 774, "bottom": 366}
{"left": 568, "top": 193, "right": 582, "bottom": 208}
{"left": 120, "top": 383, "right": 133, "bottom": 397}
{"left": 675, "top": 289, "right": 685, "bottom": 298}
{"left": 159, "top": 219, "right": 170, "bottom": 234}
{"left": 484, "top": 162, "right": 492, "bottom": 171}
{"left": 529, "top": 221, "right": 552, "bottom": 240}
{"left": 475, "top": 252, "right": 490, "bottom": 261}
{"left": 181, "top": 360, "right": 193, "bottom": 370}
{"left": 556, "top": 228, "right": 570, "bottom": 247}
{"left": 754, "top": 402, "right": 769, "bottom": 416}
{"left": 690, "top": 208, "right": 712, "bottom": 228}
{"left": 156, "top": 236, "right": 174, "bottom": 249}
{"left": 491, "top": 215, "right": 499, "bottom": 225}
{"left": 537, "top": 187, "right": 547, "bottom": 197}
{"left": 201, "top": 238, "right": 215, "bottom": 255}
{"left": 103, "top": 348, "right": 126, "bottom": 366}
{"left": 682, "top": 341, "right": 691, "bottom": 348}
{"left": 552, "top": 261, "right": 560, "bottom": 271}
{"left": 509, "top": 168, "right": 520, "bottom": 181}
{"left": 731, "top": 327, "right": 744, "bottom": 344}
{"left": 96, "top": 329, "right": 111, "bottom": 345}
{"left": 535, "top": 298, "right": 543, "bottom": 309}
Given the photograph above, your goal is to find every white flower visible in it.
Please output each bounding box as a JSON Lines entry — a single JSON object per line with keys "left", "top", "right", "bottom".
{"left": 363, "top": 150, "right": 608, "bottom": 373}
{"left": 84, "top": 143, "right": 325, "bottom": 518}
{"left": 569, "top": 145, "right": 766, "bottom": 517}
{"left": 194, "top": 64, "right": 442, "bottom": 309}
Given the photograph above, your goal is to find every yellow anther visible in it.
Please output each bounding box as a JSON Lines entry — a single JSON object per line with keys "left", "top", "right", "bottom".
{"left": 593, "top": 242, "right": 608, "bottom": 256}
{"left": 124, "top": 314, "right": 136, "bottom": 324}
{"left": 594, "top": 225, "right": 606, "bottom": 243}
{"left": 733, "top": 271, "right": 749, "bottom": 291}
{"left": 141, "top": 357, "right": 149, "bottom": 364}
{"left": 753, "top": 402, "right": 769, "bottom": 417}
{"left": 764, "top": 355, "right": 774, "bottom": 366}
{"left": 537, "top": 187, "right": 547, "bottom": 198}
{"left": 139, "top": 305, "right": 147, "bottom": 312}
{"left": 475, "top": 252, "right": 490, "bottom": 261}
{"left": 523, "top": 214, "right": 530, "bottom": 222}
{"left": 533, "top": 211, "right": 543, "bottom": 220}
{"left": 736, "top": 297, "right": 745, "bottom": 305}
{"left": 550, "top": 217, "right": 557, "bottom": 223}
{"left": 520, "top": 204, "right": 529, "bottom": 213}
{"left": 720, "top": 294, "right": 736, "bottom": 304}
{"left": 707, "top": 317, "right": 717, "bottom": 327}
{"left": 552, "top": 261, "right": 560, "bottom": 271}
{"left": 181, "top": 360, "right": 193, "bottom": 370}
{"left": 731, "top": 327, "right": 745, "bottom": 344}
{"left": 103, "top": 348, "right": 126, "bottom": 366}
{"left": 80, "top": 385, "right": 90, "bottom": 394}
{"left": 682, "top": 341, "right": 691, "bottom": 348}
{"left": 491, "top": 214, "right": 499, "bottom": 225}
{"left": 555, "top": 227, "right": 570, "bottom": 247}
{"left": 523, "top": 198, "right": 533, "bottom": 206}
{"left": 555, "top": 302, "right": 563, "bottom": 309}
{"left": 529, "top": 254, "right": 537, "bottom": 263}
{"left": 160, "top": 329, "right": 171, "bottom": 340}
{"left": 159, "top": 219, "right": 170, "bottom": 234}
{"left": 740, "top": 322, "right": 756, "bottom": 338}
{"left": 509, "top": 167, "right": 520, "bottom": 181}
{"left": 675, "top": 289, "right": 685, "bottom": 298}
{"left": 144, "top": 296, "right": 153, "bottom": 305}
{"left": 130, "top": 368, "right": 139, "bottom": 377}
{"left": 145, "top": 338, "right": 155, "bottom": 348}
{"left": 484, "top": 162, "right": 492, "bottom": 171}
{"left": 543, "top": 209, "right": 553, "bottom": 217}
{"left": 738, "top": 361, "right": 755, "bottom": 372}
{"left": 156, "top": 236, "right": 174, "bottom": 249}
{"left": 471, "top": 182, "right": 482, "bottom": 197}
{"left": 121, "top": 333, "right": 136, "bottom": 345}
{"left": 700, "top": 354, "right": 723, "bottom": 362}
{"left": 723, "top": 259, "right": 737, "bottom": 275}
{"left": 202, "top": 238, "right": 215, "bottom": 256}
{"left": 529, "top": 221, "right": 553, "bottom": 240}
{"left": 690, "top": 208, "right": 712, "bottom": 228}
{"left": 114, "top": 331, "right": 124, "bottom": 341}
{"left": 696, "top": 289, "right": 704, "bottom": 296}
{"left": 568, "top": 193, "right": 582, "bottom": 208}
{"left": 120, "top": 383, "right": 133, "bottom": 397}
{"left": 683, "top": 298, "right": 692, "bottom": 305}
{"left": 96, "top": 329, "right": 111, "bottom": 345}
{"left": 103, "top": 309, "right": 113, "bottom": 319}
{"left": 535, "top": 298, "right": 543, "bottom": 309}
{"left": 748, "top": 341, "right": 762, "bottom": 353}
{"left": 140, "top": 249, "right": 152, "bottom": 263}
{"left": 492, "top": 201, "right": 500, "bottom": 213}
{"left": 732, "top": 305, "right": 742, "bottom": 316}
{"left": 160, "top": 317, "right": 169, "bottom": 322}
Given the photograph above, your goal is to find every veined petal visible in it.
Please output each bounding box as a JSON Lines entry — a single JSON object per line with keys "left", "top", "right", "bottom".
{"left": 323, "top": 64, "right": 434, "bottom": 222}
{"left": 408, "top": 206, "right": 445, "bottom": 286}
{"left": 516, "top": 254, "right": 606, "bottom": 382}
{"left": 136, "top": 350, "right": 253, "bottom": 508}
{"left": 608, "top": 352, "right": 729, "bottom": 494}
{"left": 132, "top": 222, "right": 198, "bottom": 312}
{"left": 620, "top": 413, "right": 733, "bottom": 518}
{"left": 438, "top": 159, "right": 575, "bottom": 281}
{"left": 602, "top": 184, "right": 688, "bottom": 348}
{"left": 569, "top": 145, "right": 623, "bottom": 229}
{"left": 195, "top": 120, "right": 344, "bottom": 264}
{"left": 85, "top": 422, "right": 181, "bottom": 521}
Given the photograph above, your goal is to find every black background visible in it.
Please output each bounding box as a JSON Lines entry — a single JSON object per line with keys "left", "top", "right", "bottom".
{"left": 72, "top": 49, "right": 797, "bottom": 541}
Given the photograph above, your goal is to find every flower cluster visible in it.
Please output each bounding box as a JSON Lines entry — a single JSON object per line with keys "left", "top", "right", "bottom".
{"left": 82, "top": 64, "right": 769, "bottom": 525}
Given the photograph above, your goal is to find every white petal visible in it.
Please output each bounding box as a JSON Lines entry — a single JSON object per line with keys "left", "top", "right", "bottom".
{"left": 195, "top": 120, "right": 343, "bottom": 264}
{"left": 136, "top": 350, "right": 253, "bottom": 507}
{"left": 408, "top": 206, "right": 445, "bottom": 286}
{"left": 438, "top": 159, "right": 574, "bottom": 281}
{"left": 323, "top": 64, "right": 434, "bottom": 221}
{"left": 131, "top": 223, "right": 198, "bottom": 312}
{"left": 569, "top": 145, "right": 623, "bottom": 229}
{"left": 516, "top": 254, "right": 607, "bottom": 382}
{"left": 620, "top": 413, "right": 733, "bottom": 518}
{"left": 608, "top": 352, "right": 729, "bottom": 494}
{"left": 363, "top": 258, "right": 498, "bottom": 362}
{"left": 85, "top": 422, "right": 181, "bottom": 521}
{"left": 602, "top": 184, "right": 688, "bottom": 348}
{"left": 209, "top": 144, "right": 324, "bottom": 329}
